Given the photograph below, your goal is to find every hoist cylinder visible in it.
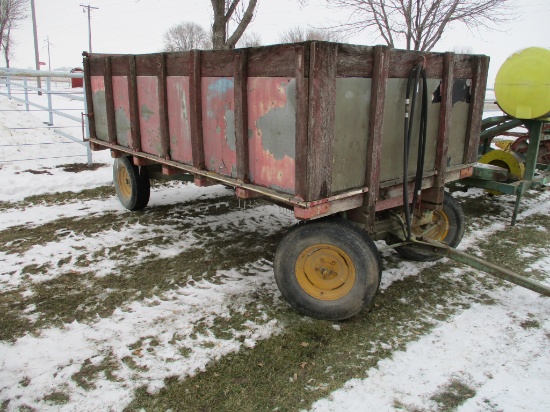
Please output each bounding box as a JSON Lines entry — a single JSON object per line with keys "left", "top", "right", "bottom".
{"left": 494, "top": 47, "right": 550, "bottom": 120}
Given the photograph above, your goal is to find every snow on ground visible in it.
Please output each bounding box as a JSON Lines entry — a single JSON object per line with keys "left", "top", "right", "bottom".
{"left": 0, "top": 90, "right": 549, "bottom": 411}
{"left": 309, "top": 283, "right": 550, "bottom": 411}
{"left": 0, "top": 84, "right": 112, "bottom": 201}
{"left": 1, "top": 260, "right": 282, "bottom": 411}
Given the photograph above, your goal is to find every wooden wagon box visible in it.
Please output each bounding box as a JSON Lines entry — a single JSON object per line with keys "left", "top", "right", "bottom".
{"left": 84, "top": 42, "right": 488, "bottom": 224}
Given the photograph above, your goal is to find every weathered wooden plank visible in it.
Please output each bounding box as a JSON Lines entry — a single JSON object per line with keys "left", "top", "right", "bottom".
{"left": 336, "top": 44, "right": 375, "bottom": 77}
{"left": 103, "top": 56, "right": 117, "bottom": 144}
{"left": 89, "top": 55, "right": 106, "bottom": 75}
{"left": 294, "top": 45, "right": 309, "bottom": 200}
{"left": 110, "top": 55, "right": 130, "bottom": 76}
{"left": 127, "top": 55, "right": 142, "bottom": 151}
{"left": 166, "top": 53, "right": 191, "bottom": 76}
{"left": 200, "top": 50, "right": 235, "bottom": 76}
{"left": 433, "top": 52, "right": 455, "bottom": 193}
{"left": 234, "top": 49, "right": 249, "bottom": 182}
{"left": 363, "top": 45, "right": 390, "bottom": 230}
{"left": 82, "top": 55, "right": 97, "bottom": 140}
{"left": 465, "top": 55, "right": 490, "bottom": 163}
{"left": 157, "top": 53, "right": 170, "bottom": 159}
{"left": 248, "top": 43, "right": 299, "bottom": 77}
{"left": 135, "top": 54, "right": 160, "bottom": 76}
{"left": 306, "top": 42, "right": 337, "bottom": 200}
{"left": 189, "top": 50, "right": 205, "bottom": 169}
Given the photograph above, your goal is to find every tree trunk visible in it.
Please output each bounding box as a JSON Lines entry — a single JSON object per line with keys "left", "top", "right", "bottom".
{"left": 210, "top": 0, "right": 257, "bottom": 49}
{"left": 211, "top": 0, "right": 227, "bottom": 49}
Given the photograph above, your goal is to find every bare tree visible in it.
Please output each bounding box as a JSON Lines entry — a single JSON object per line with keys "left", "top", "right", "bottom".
{"left": 2, "top": 20, "right": 12, "bottom": 67}
{"left": 0, "top": 0, "right": 27, "bottom": 66}
{"left": 325, "top": 0, "right": 512, "bottom": 51}
{"left": 236, "top": 31, "right": 262, "bottom": 48}
{"left": 211, "top": 0, "right": 258, "bottom": 49}
{"left": 279, "top": 26, "right": 344, "bottom": 43}
{"left": 163, "top": 21, "right": 211, "bottom": 51}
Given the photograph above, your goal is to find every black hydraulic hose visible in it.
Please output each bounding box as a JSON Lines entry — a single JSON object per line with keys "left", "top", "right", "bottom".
{"left": 412, "top": 68, "right": 429, "bottom": 211}
{"left": 403, "top": 63, "right": 428, "bottom": 241}
{"left": 403, "top": 64, "right": 422, "bottom": 240}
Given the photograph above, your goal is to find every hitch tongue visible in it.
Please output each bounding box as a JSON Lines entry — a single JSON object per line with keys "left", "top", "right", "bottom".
{"left": 414, "top": 239, "right": 550, "bottom": 297}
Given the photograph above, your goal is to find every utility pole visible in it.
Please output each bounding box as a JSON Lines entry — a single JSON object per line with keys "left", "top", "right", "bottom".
{"left": 45, "top": 36, "right": 53, "bottom": 71}
{"left": 80, "top": 4, "right": 99, "bottom": 53}
{"left": 30, "top": 0, "right": 42, "bottom": 93}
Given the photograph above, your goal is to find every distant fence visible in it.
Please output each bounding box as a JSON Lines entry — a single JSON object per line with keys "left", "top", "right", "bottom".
{"left": 0, "top": 68, "right": 92, "bottom": 164}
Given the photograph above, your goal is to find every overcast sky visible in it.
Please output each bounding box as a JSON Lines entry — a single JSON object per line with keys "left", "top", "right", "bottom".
{"left": 8, "top": 0, "right": 550, "bottom": 86}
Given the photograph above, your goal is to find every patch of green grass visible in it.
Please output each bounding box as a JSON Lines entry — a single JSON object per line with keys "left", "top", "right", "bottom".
{"left": 19, "top": 377, "right": 31, "bottom": 387}
{"left": 520, "top": 319, "right": 540, "bottom": 329}
{"left": 430, "top": 379, "right": 476, "bottom": 410}
{"left": 0, "top": 195, "right": 240, "bottom": 256}
{"left": 43, "top": 391, "right": 70, "bottom": 405}
{"left": 471, "top": 213, "right": 550, "bottom": 282}
{"left": 0, "top": 186, "right": 114, "bottom": 212}
{"left": 71, "top": 354, "right": 121, "bottom": 390}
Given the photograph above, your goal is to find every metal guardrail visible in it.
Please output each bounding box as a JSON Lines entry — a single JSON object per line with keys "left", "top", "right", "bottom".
{"left": 0, "top": 68, "right": 92, "bottom": 164}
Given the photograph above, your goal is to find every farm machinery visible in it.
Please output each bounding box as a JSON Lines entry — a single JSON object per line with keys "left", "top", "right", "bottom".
{"left": 451, "top": 47, "right": 550, "bottom": 225}
{"left": 82, "top": 42, "right": 549, "bottom": 320}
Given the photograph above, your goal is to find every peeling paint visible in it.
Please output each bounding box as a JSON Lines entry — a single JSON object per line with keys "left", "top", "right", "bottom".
{"left": 208, "top": 78, "right": 234, "bottom": 95}
{"left": 256, "top": 84, "right": 296, "bottom": 160}
{"left": 140, "top": 104, "right": 155, "bottom": 121}
{"left": 247, "top": 77, "right": 296, "bottom": 193}
{"left": 91, "top": 89, "right": 108, "bottom": 141}
{"left": 225, "top": 110, "right": 236, "bottom": 152}
{"left": 167, "top": 76, "right": 192, "bottom": 165}
{"left": 137, "top": 76, "right": 162, "bottom": 156}
{"left": 115, "top": 108, "right": 130, "bottom": 147}
{"left": 111, "top": 76, "right": 132, "bottom": 147}
{"left": 202, "top": 77, "right": 237, "bottom": 177}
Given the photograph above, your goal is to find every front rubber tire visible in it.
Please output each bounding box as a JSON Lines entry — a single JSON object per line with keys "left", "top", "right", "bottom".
{"left": 274, "top": 218, "right": 381, "bottom": 321}
{"left": 113, "top": 156, "right": 150, "bottom": 211}
{"left": 395, "top": 192, "right": 465, "bottom": 262}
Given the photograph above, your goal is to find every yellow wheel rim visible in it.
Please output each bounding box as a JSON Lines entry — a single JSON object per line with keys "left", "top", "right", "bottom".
{"left": 479, "top": 150, "right": 525, "bottom": 195}
{"left": 412, "top": 210, "right": 449, "bottom": 241}
{"left": 295, "top": 244, "right": 356, "bottom": 301}
{"left": 117, "top": 163, "right": 132, "bottom": 200}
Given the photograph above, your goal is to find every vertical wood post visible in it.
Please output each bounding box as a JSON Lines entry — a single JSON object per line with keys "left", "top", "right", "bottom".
{"left": 189, "top": 50, "right": 205, "bottom": 170}
{"left": 426, "top": 52, "right": 456, "bottom": 205}
{"left": 364, "top": 45, "right": 390, "bottom": 230}
{"left": 234, "top": 49, "right": 249, "bottom": 182}
{"left": 465, "top": 55, "right": 489, "bottom": 163}
{"left": 306, "top": 42, "right": 337, "bottom": 201}
{"left": 294, "top": 45, "right": 308, "bottom": 200}
{"left": 104, "top": 56, "right": 117, "bottom": 144}
{"left": 82, "top": 54, "right": 97, "bottom": 140}
{"left": 157, "top": 53, "right": 170, "bottom": 160}
{"left": 127, "top": 55, "right": 142, "bottom": 152}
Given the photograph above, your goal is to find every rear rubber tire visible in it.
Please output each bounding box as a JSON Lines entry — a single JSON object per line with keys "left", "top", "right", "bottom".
{"left": 395, "top": 192, "right": 465, "bottom": 262}
{"left": 113, "top": 156, "right": 150, "bottom": 211}
{"left": 274, "top": 217, "right": 382, "bottom": 321}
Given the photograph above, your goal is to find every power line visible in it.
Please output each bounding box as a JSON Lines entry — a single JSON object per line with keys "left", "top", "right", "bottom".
{"left": 44, "top": 36, "right": 54, "bottom": 71}
{"left": 80, "top": 4, "right": 99, "bottom": 53}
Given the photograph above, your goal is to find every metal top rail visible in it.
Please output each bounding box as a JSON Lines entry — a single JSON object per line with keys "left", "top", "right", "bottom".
{"left": 0, "top": 68, "right": 83, "bottom": 78}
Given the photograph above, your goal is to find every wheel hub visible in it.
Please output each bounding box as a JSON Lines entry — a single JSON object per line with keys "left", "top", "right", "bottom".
{"left": 412, "top": 210, "right": 449, "bottom": 241}
{"left": 295, "top": 244, "right": 356, "bottom": 301}
{"left": 117, "top": 163, "right": 132, "bottom": 200}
